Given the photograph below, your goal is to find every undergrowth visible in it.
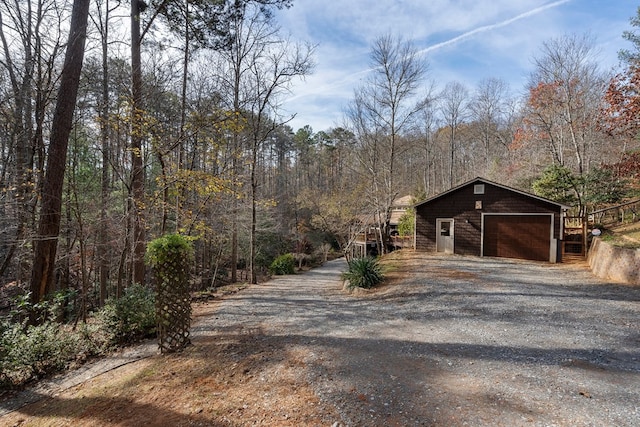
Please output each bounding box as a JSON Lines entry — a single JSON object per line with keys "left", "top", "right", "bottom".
{"left": 0, "top": 285, "right": 157, "bottom": 390}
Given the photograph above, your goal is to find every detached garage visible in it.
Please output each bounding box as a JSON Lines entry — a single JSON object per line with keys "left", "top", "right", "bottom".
{"left": 415, "top": 178, "right": 569, "bottom": 263}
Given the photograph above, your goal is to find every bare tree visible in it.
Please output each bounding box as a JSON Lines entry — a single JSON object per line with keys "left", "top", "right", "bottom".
{"left": 416, "top": 86, "right": 439, "bottom": 196}
{"left": 90, "top": 0, "right": 123, "bottom": 304}
{"left": 0, "top": 1, "right": 65, "bottom": 281}
{"left": 469, "top": 78, "right": 511, "bottom": 173}
{"left": 213, "top": 4, "right": 313, "bottom": 283}
{"left": 347, "top": 34, "right": 427, "bottom": 254}
{"left": 527, "top": 33, "right": 607, "bottom": 176}
{"left": 151, "top": 0, "right": 293, "bottom": 284}
{"left": 439, "top": 81, "right": 469, "bottom": 188}
{"left": 245, "top": 36, "right": 314, "bottom": 283}
{"left": 213, "top": 4, "right": 279, "bottom": 283}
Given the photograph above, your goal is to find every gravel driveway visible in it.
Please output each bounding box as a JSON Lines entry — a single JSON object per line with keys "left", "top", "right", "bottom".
{"left": 209, "top": 252, "right": 640, "bottom": 426}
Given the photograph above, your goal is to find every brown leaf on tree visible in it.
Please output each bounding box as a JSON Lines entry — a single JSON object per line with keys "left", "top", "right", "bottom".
{"left": 600, "top": 65, "right": 640, "bottom": 142}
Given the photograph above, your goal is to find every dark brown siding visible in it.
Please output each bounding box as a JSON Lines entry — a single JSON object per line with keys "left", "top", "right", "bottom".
{"left": 415, "top": 180, "right": 563, "bottom": 262}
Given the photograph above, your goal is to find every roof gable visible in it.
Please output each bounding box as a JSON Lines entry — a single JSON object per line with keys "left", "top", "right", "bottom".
{"left": 414, "top": 177, "right": 571, "bottom": 209}
{"left": 392, "top": 195, "right": 414, "bottom": 208}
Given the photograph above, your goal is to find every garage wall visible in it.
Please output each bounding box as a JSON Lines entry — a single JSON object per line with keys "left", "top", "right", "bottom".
{"left": 415, "top": 181, "right": 563, "bottom": 261}
{"left": 415, "top": 194, "right": 481, "bottom": 255}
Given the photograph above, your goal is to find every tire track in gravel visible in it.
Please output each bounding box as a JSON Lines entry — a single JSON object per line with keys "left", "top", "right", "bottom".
{"left": 3, "top": 254, "right": 639, "bottom": 426}
{"left": 207, "top": 254, "right": 640, "bottom": 426}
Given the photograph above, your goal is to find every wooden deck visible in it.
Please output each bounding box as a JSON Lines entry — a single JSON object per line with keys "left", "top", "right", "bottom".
{"left": 391, "top": 235, "right": 414, "bottom": 249}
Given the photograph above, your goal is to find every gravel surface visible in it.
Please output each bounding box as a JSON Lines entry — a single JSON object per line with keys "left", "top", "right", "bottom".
{"left": 208, "top": 252, "right": 640, "bottom": 426}
{"left": 3, "top": 252, "right": 638, "bottom": 426}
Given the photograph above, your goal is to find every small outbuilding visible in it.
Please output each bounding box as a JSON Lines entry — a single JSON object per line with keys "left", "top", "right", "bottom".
{"left": 414, "top": 177, "right": 570, "bottom": 263}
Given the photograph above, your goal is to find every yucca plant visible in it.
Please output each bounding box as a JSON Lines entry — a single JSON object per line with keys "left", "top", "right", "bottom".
{"left": 342, "top": 257, "right": 384, "bottom": 289}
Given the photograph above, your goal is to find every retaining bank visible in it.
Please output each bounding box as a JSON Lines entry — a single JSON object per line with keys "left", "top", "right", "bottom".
{"left": 588, "top": 237, "right": 640, "bottom": 285}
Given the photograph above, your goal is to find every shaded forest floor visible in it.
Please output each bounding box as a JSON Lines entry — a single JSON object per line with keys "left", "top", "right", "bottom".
{"left": 0, "top": 294, "right": 340, "bottom": 426}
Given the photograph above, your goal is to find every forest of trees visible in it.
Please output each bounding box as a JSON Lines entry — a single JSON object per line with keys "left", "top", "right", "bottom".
{"left": 1, "top": 0, "right": 639, "bottom": 312}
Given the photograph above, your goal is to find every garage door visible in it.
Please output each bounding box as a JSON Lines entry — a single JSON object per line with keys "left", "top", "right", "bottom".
{"left": 483, "top": 215, "right": 551, "bottom": 261}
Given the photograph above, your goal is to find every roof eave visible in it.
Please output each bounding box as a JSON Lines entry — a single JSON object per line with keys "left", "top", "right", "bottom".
{"left": 413, "top": 177, "right": 573, "bottom": 210}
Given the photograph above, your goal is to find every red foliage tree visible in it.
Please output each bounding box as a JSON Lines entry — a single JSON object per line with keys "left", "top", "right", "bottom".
{"left": 600, "top": 65, "right": 640, "bottom": 144}
{"left": 612, "top": 152, "right": 640, "bottom": 179}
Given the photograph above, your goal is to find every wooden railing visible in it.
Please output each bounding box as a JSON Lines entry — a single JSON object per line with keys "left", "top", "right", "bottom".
{"left": 589, "top": 199, "right": 640, "bottom": 228}
{"left": 391, "top": 235, "right": 414, "bottom": 249}
{"left": 563, "top": 216, "right": 586, "bottom": 259}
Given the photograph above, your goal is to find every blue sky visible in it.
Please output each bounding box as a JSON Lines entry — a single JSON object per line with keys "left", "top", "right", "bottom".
{"left": 274, "top": 0, "right": 636, "bottom": 132}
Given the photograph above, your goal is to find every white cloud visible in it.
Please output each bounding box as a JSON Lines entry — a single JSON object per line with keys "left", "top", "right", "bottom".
{"left": 417, "top": 0, "right": 571, "bottom": 56}
{"left": 276, "top": 0, "right": 633, "bottom": 131}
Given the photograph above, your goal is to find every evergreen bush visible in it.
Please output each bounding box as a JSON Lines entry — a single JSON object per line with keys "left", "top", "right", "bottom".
{"left": 97, "top": 284, "right": 156, "bottom": 346}
{"left": 269, "top": 253, "right": 296, "bottom": 275}
{"left": 0, "top": 320, "right": 78, "bottom": 387}
{"left": 398, "top": 208, "right": 415, "bottom": 237}
{"left": 0, "top": 283, "right": 159, "bottom": 388}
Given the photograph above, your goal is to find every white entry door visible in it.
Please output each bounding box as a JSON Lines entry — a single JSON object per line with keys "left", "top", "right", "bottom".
{"left": 436, "top": 218, "right": 454, "bottom": 254}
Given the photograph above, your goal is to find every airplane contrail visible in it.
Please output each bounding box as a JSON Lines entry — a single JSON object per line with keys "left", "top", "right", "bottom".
{"left": 354, "top": 1, "right": 573, "bottom": 81}
{"left": 285, "top": 0, "right": 572, "bottom": 104}
{"left": 418, "top": 0, "right": 572, "bottom": 56}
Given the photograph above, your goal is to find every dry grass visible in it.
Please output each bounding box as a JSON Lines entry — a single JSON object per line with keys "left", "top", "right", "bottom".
{"left": 1, "top": 300, "right": 338, "bottom": 426}
{"left": 607, "top": 222, "right": 640, "bottom": 248}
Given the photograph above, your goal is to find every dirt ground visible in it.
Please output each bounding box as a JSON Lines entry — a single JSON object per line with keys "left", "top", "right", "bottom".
{"left": 0, "top": 301, "right": 339, "bottom": 426}
{"left": 1, "top": 251, "right": 639, "bottom": 426}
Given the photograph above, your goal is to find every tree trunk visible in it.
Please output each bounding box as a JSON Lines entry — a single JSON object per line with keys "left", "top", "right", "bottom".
{"left": 249, "top": 146, "right": 258, "bottom": 285}
{"left": 98, "top": 0, "right": 112, "bottom": 306}
{"left": 131, "top": 0, "right": 146, "bottom": 286}
{"left": 30, "top": 0, "right": 90, "bottom": 306}
{"left": 231, "top": 186, "right": 238, "bottom": 283}
{"left": 0, "top": 7, "right": 34, "bottom": 283}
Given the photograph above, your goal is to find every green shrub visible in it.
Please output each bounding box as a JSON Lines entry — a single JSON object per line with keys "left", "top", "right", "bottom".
{"left": 145, "top": 233, "right": 194, "bottom": 267}
{"left": 96, "top": 284, "right": 156, "bottom": 346}
{"left": 0, "top": 285, "right": 157, "bottom": 388}
{"left": 253, "top": 229, "right": 293, "bottom": 271}
{"left": 74, "top": 321, "right": 112, "bottom": 359}
{"left": 398, "top": 208, "right": 415, "bottom": 237}
{"left": 0, "top": 320, "right": 20, "bottom": 387}
{"left": 48, "top": 288, "right": 79, "bottom": 322}
{"left": 0, "top": 320, "right": 78, "bottom": 387}
{"left": 9, "top": 289, "right": 79, "bottom": 324}
{"left": 269, "top": 253, "right": 296, "bottom": 275}
{"left": 16, "top": 323, "right": 76, "bottom": 375}
{"left": 342, "top": 257, "right": 384, "bottom": 289}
